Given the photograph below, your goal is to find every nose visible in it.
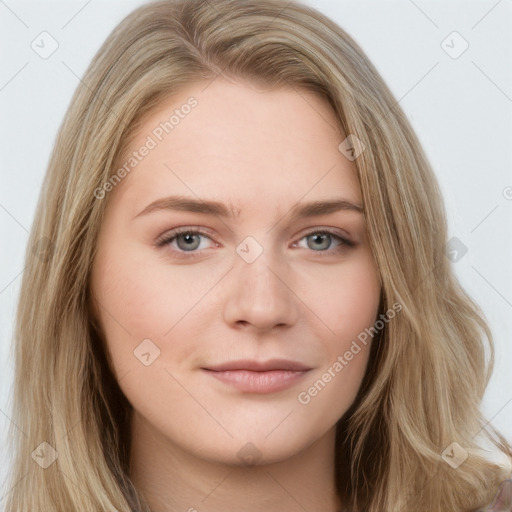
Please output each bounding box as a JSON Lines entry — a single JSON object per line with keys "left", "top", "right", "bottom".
{"left": 222, "top": 243, "right": 299, "bottom": 334}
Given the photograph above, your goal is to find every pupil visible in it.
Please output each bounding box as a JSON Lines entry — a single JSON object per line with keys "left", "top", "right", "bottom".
{"left": 179, "top": 233, "right": 198, "bottom": 250}
{"left": 311, "top": 234, "right": 328, "bottom": 250}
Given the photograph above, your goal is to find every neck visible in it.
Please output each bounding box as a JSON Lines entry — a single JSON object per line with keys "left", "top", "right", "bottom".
{"left": 129, "top": 411, "right": 343, "bottom": 512}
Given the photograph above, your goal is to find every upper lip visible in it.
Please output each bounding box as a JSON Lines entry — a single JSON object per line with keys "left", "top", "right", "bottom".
{"left": 202, "top": 359, "right": 312, "bottom": 372}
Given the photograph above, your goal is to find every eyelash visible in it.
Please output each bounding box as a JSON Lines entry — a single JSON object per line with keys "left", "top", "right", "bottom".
{"left": 156, "top": 226, "right": 355, "bottom": 260}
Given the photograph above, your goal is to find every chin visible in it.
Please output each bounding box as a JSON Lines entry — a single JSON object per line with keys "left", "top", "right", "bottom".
{"left": 192, "top": 428, "right": 323, "bottom": 468}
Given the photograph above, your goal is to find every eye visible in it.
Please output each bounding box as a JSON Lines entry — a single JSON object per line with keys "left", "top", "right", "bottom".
{"left": 294, "top": 229, "right": 355, "bottom": 256}
{"left": 156, "top": 227, "right": 215, "bottom": 259}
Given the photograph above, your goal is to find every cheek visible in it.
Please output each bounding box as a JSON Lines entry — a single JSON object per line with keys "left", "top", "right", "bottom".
{"left": 302, "top": 251, "right": 381, "bottom": 344}
{"left": 91, "top": 244, "right": 168, "bottom": 374}
{"left": 294, "top": 263, "right": 380, "bottom": 421}
{"left": 297, "top": 252, "right": 380, "bottom": 396}
{"left": 336, "top": 266, "right": 381, "bottom": 341}
{"left": 90, "top": 243, "right": 227, "bottom": 377}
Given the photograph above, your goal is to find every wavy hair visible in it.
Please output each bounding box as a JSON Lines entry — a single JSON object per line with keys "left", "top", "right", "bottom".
{"left": 5, "top": 0, "right": 511, "bottom": 510}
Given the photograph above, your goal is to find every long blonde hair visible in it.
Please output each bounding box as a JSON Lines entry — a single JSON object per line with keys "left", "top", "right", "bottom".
{"left": 5, "top": 0, "right": 511, "bottom": 510}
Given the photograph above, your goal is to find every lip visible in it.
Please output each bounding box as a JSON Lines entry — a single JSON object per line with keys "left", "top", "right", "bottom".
{"left": 203, "top": 358, "right": 312, "bottom": 372}
{"left": 201, "top": 359, "right": 312, "bottom": 394}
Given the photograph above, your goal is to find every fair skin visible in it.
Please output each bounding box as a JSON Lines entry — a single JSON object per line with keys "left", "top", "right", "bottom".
{"left": 91, "top": 76, "right": 381, "bottom": 512}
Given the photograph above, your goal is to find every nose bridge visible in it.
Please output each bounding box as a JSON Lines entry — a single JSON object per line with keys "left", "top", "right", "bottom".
{"left": 235, "top": 234, "right": 286, "bottom": 302}
{"left": 223, "top": 234, "right": 298, "bottom": 331}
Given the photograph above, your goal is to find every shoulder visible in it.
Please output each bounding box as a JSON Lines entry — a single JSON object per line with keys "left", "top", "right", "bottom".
{"left": 476, "top": 478, "right": 512, "bottom": 511}
{"left": 470, "top": 447, "right": 512, "bottom": 511}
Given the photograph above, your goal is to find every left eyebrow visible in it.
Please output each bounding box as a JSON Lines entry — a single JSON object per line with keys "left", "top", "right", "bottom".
{"left": 133, "top": 195, "right": 364, "bottom": 220}
{"left": 288, "top": 198, "right": 364, "bottom": 220}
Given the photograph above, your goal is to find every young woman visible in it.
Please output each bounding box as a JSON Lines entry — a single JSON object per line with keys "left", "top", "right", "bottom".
{"left": 5, "top": 0, "right": 512, "bottom": 510}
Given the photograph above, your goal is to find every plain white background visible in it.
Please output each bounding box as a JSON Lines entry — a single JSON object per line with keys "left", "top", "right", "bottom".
{"left": 1, "top": 0, "right": 511, "bottom": 505}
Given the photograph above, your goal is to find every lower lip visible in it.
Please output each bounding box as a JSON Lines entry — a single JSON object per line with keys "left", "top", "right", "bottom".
{"left": 203, "top": 369, "right": 310, "bottom": 394}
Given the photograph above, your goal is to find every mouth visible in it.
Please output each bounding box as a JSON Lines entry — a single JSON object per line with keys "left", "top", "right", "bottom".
{"left": 201, "top": 359, "right": 312, "bottom": 394}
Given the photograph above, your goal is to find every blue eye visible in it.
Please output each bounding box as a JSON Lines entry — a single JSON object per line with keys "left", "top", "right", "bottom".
{"left": 156, "top": 227, "right": 354, "bottom": 259}
{"left": 169, "top": 232, "right": 203, "bottom": 251}
{"left": 297, "top": 230, "right": 354, "bottom": 254}
{"left": 157, "top": 228, "right": 214, "bottom": 257}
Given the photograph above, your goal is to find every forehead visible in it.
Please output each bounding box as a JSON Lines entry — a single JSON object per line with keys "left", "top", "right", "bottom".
{"left": 107, "top": 77, "right": 362, "bottom": 218}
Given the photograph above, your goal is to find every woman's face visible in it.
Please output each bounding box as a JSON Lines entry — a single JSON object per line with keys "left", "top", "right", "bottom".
{"left": 91, "top": 77, "right": 381, "bottom": 466}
